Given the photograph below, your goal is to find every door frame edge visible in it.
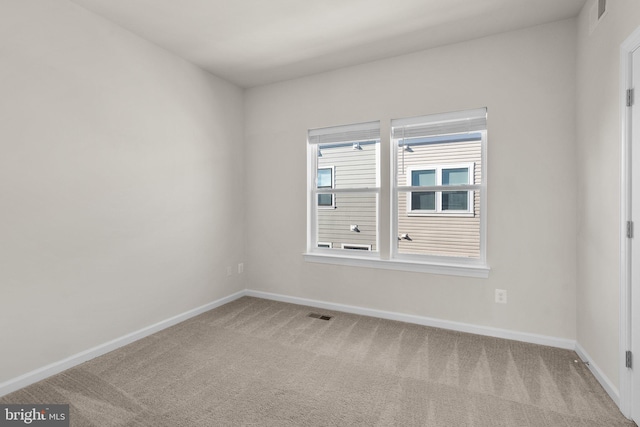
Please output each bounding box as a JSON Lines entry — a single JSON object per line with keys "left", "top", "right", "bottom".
{"left": 619, "top": 25, "right": 640, "bottom": 420}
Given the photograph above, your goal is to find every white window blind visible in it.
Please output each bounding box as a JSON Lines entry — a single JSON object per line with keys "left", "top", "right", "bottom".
{"left": 309, "top": 121, "right": 380, "bottom": 145}
{"left": 392, "top": 108, "right": 487, "bottom": 140}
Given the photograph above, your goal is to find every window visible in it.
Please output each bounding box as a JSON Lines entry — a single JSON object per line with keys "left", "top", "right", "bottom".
{"left": 317, "top": 167, "right": 334, "bottom": 208}
{"left": 307, "top": 121, "right": 380, "bottom": 254}
{"left": 392, "top": 109, "right": 487, "bottom": 265}
{"left": 407, "top": 164, "right": 474, "bottom": 214}
{"left": 306, "top": 109, "right": 487, "bottom": 277}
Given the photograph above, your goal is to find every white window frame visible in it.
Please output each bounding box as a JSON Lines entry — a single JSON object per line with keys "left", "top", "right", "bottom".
{"left": 391, "top": 109, "right": 488, "bottom": 271}
{"left": 406, "top": 163, "right": 475, "bottom": 216}
{"left": 304, "top": 109, "right": 489, "bottom": 278}
{"left": 307, "top": 121, "right": 380, "bottom": 260}
{"left": 317, "top": 166, "right": 335, "bottom": 209}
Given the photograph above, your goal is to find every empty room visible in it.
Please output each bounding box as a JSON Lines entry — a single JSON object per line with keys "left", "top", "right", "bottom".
{"left": 3, "top": 0, "right": 640, "bottom": 425}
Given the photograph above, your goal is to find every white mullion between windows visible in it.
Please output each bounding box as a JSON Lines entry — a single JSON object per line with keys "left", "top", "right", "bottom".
{"left": 307, "top": 143, "right": 318, "bottom": 253}
{"left": 390, "top": 127, "right": 399, "bottom": 260}
{"left": 479, "top": 130, "right": 488, "bottom": 265}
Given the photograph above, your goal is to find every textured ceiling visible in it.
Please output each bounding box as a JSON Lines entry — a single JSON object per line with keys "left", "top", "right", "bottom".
{"left": 70, "top": 0, "right": 587, "bottom": 87}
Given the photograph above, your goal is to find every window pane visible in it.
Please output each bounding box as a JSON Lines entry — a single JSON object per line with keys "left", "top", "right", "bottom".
{"left": 411, "top": 170, "right": 435, "bottom": 186}
{"left": 318, "top": 194, "right": 333, "bottom": 207}
{"left": 317, "top": 168, "right": 332, "bottom": 188}
{"left": 442, "top": 191, "right": 468, "bottom": 211}
{"left": 442, "top": 168, "right": 468, "bottom": 185}
{"left": 395, "top": 134, "right": 482, "bottom": 258}
{"left": 397, "top": 192, "right": 480, "bottom": 258}
{"left": 411, "top": 191, "right": 435, "bottom": 210}
{"left": 317, "top": 192, "right": 377, "bottom": 251}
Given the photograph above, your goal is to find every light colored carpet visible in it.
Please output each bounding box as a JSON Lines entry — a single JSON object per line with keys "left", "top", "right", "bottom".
{"left": 1, "top": 296, "right": 635, "bottom": 426}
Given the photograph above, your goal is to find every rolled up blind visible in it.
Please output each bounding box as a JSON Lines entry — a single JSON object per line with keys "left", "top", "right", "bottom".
{"left": 391, "top": 108, "right": 486, "bottom": 140}
{"left": 308, "top": 121, "right": 380, "bottom": 145}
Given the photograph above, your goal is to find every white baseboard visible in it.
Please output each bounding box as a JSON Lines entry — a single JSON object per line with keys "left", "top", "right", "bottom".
{"left": 574, "top": 342, "right": 620, "bottom": 406}
{"left": 0, "top": 290, "right": 246, "bottom": 398}
{"left": 244, "top": 289, "right": 576, "bottom": 350}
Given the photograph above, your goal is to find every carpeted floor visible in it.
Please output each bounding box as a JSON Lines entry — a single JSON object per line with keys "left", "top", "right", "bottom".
{"left": 1, "top": 296, "right": 635, "bottom": 426}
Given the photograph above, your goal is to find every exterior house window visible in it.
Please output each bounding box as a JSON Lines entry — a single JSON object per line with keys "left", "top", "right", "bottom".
{"left": 408, "top": 164, "right": 474, "bottom": 214}
{"left": 317, "top": 167, "right": 334, "bottom": 208}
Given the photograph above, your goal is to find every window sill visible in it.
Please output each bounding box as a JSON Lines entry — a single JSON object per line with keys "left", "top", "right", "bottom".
{"left": 303, "top": 252, "right": 490, "bottom": 278}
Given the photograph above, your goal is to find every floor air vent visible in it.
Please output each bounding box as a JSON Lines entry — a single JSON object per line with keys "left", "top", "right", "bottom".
{"left": 308, "top": 313, "right": 332, "bottom": 321}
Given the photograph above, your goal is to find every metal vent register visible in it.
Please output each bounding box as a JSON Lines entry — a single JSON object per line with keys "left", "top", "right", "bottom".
{"left": 308, "top": 313, "right": 332, "bottom": 321}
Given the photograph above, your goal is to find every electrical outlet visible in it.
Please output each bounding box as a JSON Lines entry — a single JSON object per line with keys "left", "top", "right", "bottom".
{"left": 495, "top": 289, "right": 507, "bottom": 304}
{"left": 226, "top": 266, "right": 233, "bottom": 277}
{"left": 238, "top": 263, "right": 244, "bottom": 274}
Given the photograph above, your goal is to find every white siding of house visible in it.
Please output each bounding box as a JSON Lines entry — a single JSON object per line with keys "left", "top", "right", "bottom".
{"left": 317, "top": 142, "right": 377, "bottom": 250}
{"left": 397, "top": 139, "right": 482, "bottom": 257}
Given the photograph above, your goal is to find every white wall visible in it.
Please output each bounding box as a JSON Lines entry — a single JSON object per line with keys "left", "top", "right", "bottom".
{"left": 244, "top": 20, "right": 578, "bottom": 340}
{"left": 0, "top": 0, "right": 244, "bottom": 384}
{"left": 576, "top": 0, "right": 640, "bottom": 393}
{"left": 9, "top": 0, "right": 634, "bottom": 405}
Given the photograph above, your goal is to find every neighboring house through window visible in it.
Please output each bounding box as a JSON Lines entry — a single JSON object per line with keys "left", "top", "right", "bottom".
{"left": 308, "top": 121, "right": 380, "bottom": 253}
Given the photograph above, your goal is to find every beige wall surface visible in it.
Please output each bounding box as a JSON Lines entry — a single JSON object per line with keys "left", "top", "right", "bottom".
{"left": 245, "top": 20, "right": 578, "bottom": 340}
{"left": 0, "top": 1, "right": 244, "bottom": 383}
{"left": 576, "top": 0, "right": 640, "bottom": 392}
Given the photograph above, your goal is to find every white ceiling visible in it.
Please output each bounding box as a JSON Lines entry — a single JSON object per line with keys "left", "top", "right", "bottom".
{"left": 70, "top": 0, "right": 587, "bottom": 88}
